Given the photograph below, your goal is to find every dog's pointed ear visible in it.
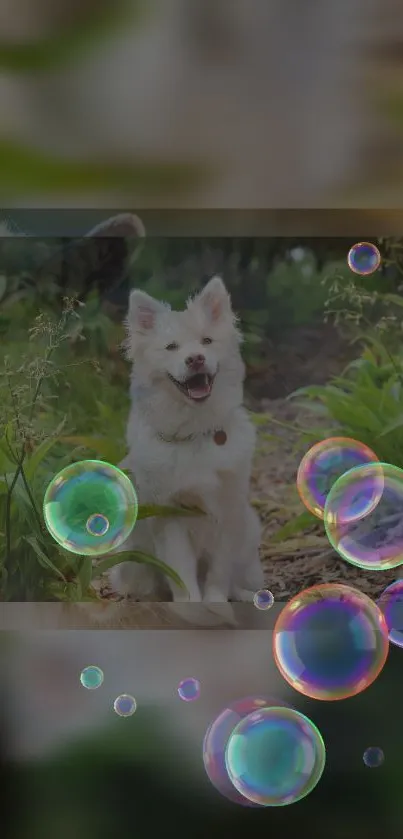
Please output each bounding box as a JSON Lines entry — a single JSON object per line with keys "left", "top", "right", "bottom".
{"left": 127, "top": 289, "right": 168, "bottom": 333}
{"left": 85, "top": 213, "right": 145, "bottom": 239}
{"left": 195, "top": 276, "right": 233, "bottom": 322}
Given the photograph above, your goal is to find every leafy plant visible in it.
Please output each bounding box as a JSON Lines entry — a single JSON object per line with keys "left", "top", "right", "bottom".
{"left": 275, "top": 265, "right": 403, "bottom": 539}
{"left": 0, "top": 298, "right": 202, "bottom": 602}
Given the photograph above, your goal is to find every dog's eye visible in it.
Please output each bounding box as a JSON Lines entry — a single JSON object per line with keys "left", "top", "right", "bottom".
{"left": 165, "top": 342, "right": 179, "bottom": 351}
{"left": 202, "top": 337, "right": 213, "bottom": 345}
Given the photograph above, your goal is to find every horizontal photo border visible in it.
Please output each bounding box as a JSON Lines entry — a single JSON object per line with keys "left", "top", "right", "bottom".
{"left": 2, "top": 208, "right": 403, "bottom": 237}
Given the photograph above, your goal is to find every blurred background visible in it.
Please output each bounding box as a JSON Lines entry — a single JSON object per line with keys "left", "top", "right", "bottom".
{"left": 1, "top": 0, "right": 403, "bottom": 207}
{"left": 1, "top": 627, "right": 403, "bottom": 839}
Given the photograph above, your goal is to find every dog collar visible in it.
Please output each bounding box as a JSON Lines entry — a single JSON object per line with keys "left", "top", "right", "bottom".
{"left": 157, "top": 428, "right": 227, "bottom": 445}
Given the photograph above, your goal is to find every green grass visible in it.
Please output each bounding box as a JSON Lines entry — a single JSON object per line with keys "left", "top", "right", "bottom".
{"left": 0, "top": 294, "right": 202, "bottom": 601}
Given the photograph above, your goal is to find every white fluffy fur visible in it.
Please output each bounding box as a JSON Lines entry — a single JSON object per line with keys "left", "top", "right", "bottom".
{"left": 110, "top": 276, "right": 264, "bottom": 603}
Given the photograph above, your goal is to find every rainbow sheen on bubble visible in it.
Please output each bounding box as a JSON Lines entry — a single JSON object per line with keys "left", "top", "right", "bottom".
{"left": 363, "top": 747, "right": 384, "bottom": 768}
{"left": 113, "top": 694, "right": 137, "bottom": 717}
{"left": 80, "top": 665, "right": 104, "bottom": 690}
{"left": 253, "top": 589, "right": 274, "bottom": 610}
{"left": 297, "top": 437, "right": 379, "bottom": 520}
{"left": 203, "top": 696, "right": 290, "bottom": 806}
{"left": 377, "top": 580, "right": 403, "bottom": 648}
{"left": 347, "top": 242, "right": 381, "bottom": 276}
{"left": 273, "top": 583, "right": 389, "bottom": 701}
{"left": 86, "top": 513, "right": 110, "bottom": 537}
{"left": 225, "top": 706, "right": 326, "bottom": 807}
{"left": 43, "top": 460, "right": 138, "bottom": 556}
{"left": 325, "top": 462, "right": 403, "bottom": 571}
{"left": 177, "top": 677, "right": 200, "bottom": 702}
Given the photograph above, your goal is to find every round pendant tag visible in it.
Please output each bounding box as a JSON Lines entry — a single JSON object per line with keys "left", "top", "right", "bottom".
{"left": 213, "top": 430, "right": 227, "bottom": 446}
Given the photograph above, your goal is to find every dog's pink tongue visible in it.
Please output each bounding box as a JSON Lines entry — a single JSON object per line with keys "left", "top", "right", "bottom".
{"left": 187, "top": 374, "right": 211, "bottom": 399}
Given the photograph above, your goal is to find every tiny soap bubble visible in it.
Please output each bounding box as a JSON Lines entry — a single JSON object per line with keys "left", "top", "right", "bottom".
{"left": 363, "top": 747, "right": 384, "bottom": 768}
{"left": 86, "top": 513, "right": 110, "bottom": 537}
{"left": 80, "top": 665, "right": 104, "bottom": 690}
{"left": 177, "top": 677, "right": 200, "bottom": 702}
{"left": 113, "top": 694, "right": 137, "bottom": 717}
{"left": 347, "top": 242, "right": 381, "bottom": 276}
{"left": 253, "top": 589, "right": 274, "bottom": 610}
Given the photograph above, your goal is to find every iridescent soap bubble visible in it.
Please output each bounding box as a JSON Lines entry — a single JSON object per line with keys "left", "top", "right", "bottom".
{"left": 253, "top": 589, "right": 274, "bottom": 610}
{"left": 347, "top": 242, "right": 381, "bottom": 276}
{"left": 297, "top": 437, "right": 379, "bottom": 520}
{"left": 43, "top": 459, "right": 138, "bottom": 556}
{"left": 86, "top": 513, "right": 110, "bottom": 537}
{"left": 325, "top": 462, "right": 403, "bottom": 571}
{"left": 273, "top": 583, "right": 389, "bottom": 701}
{"left": 203, "top": 695, "right": 290, "bottom": 806}
{"left": 80, "top": 665, "right": 104, "bottom": 690}
{"left": 113, "top": 694, "right": 137, "bottom": 717}
{"left": 363, "top": 747, "right": 384, "bottom": 768}
{"left": 377, "top": 580, "right": 403, "bottom": 648}
{"left": 177, "top": 677, "right": 200, "bottom": 702}
{"left": 225, "top": 706, "right": 326, "bottom": 807}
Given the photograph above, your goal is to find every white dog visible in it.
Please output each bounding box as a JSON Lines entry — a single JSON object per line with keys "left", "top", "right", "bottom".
{"left": 109, "top": 276, "right": 264, "bottom": 603}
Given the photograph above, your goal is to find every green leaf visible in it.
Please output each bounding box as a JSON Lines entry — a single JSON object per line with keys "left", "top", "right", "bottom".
{"left": 0, "top": 274, "right": 7, "bottom": 302}
{"left": 377, "top": 414, "right": 403, "bottom": 437}
{"left": 22, "top": 535, "right": 66, "bottom": 581}
{"left": 93, "top": 550, "right": 186, "bottom": 590}
{"left": 61, "top": 436, "right": 124, "bottom": 464}
{"left": 0, "top": 438, "right": 16, "bottom": 473}
{"left": 137, "top": 504, "right": 205, "bottom": 520}
{"left": 383, "top": 293, "right": 403, "bottom": 308}
{"left": 76, "top": 557, "right": 93, "bottom": 592}
{"left": 249, "top": 412, "right": 271, "bottom": 427}
{"left": 25, "top": 434, "right": 63, "bottom": 479}
{"left": 272, "top": 510, "right": 318, "bottom": 543}
{"left": 287, "top": 385, "right": 329, "bottom": 401}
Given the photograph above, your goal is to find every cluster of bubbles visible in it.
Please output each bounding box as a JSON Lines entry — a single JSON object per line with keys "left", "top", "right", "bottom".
{"left": 203, "top": 696, "right": 325, "bottom": 807}
{"left": 79, "top": 665, "right": 137, "bottom": 717}
{"left": 44, "top": 257, "right": 393, "bottom": 809}
{"left": 296, "top": 436, "right": 403, "bottom": 648}
{"left": 234, "top": 238, "right": 389, "bottom": 806}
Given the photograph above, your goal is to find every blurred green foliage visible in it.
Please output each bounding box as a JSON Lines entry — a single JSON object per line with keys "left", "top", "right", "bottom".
{"left": 0, "top": 0, "right": 148, "bottom": 73}
{"left": 0, "top": 141, "right": 209, "bottom": 200}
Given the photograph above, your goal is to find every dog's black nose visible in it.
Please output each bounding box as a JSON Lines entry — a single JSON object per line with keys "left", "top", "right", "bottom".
{"left": 185, "top": 353, "right": 205, "bottom": 369}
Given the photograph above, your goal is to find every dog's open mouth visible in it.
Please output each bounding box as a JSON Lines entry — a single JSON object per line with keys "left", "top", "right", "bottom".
{"left": 168, "top": 372, "right": 215, "bottom": 402}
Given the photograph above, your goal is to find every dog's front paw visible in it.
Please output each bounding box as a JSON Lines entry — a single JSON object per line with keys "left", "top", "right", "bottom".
{"left": 172, "top": 587, "right": 202, "bottom": 603}
{"left": 230, "top": 585, "right": 257, "bottom": 603}
{"left": 203, "top": 586, "right": 229, "bottom": 603}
